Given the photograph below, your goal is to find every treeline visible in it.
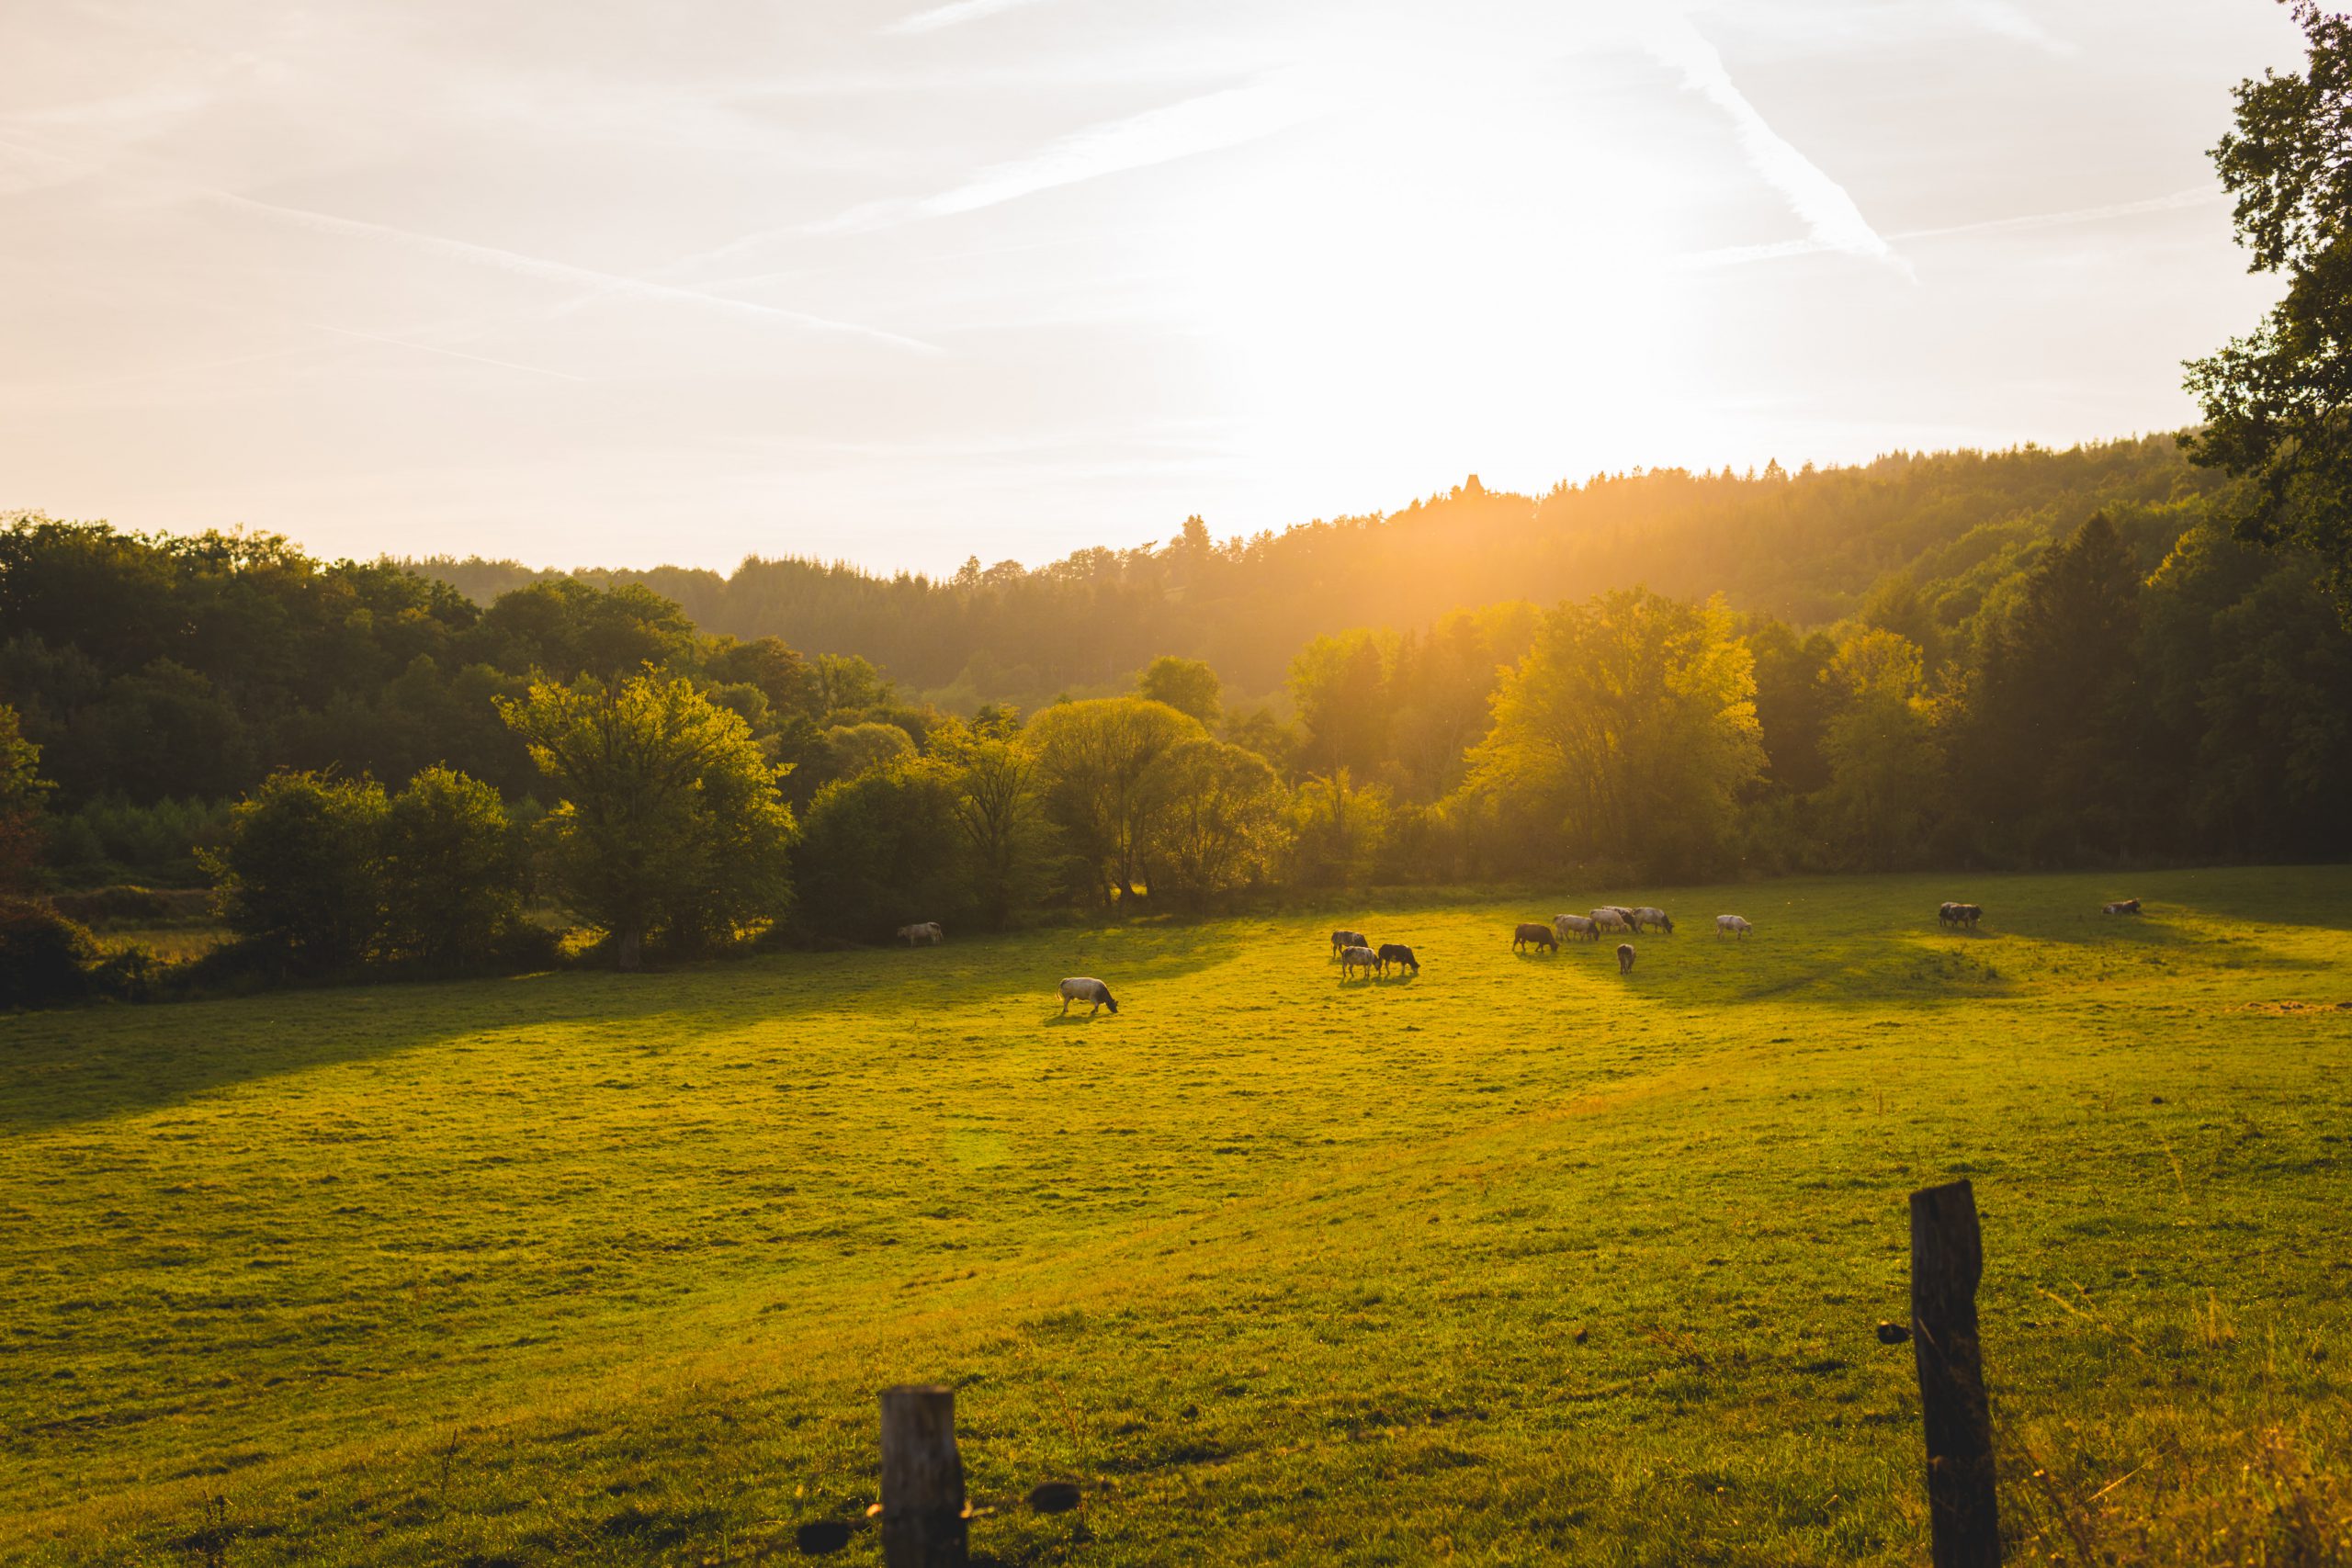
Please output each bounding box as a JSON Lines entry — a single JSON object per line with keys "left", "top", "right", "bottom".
{"left": 410, "top": 434, "right": 2222, "bottom": 706}
{"left": 4, "top": 445, "right": 2350, "bottom": 1007}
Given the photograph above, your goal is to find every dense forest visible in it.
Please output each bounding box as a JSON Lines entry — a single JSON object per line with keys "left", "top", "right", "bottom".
{"left": 4, "top": 429, "right": 2349, "bottom": 1002}
{"left": 412, "top": 434, "right": 2224, "bottom": 705}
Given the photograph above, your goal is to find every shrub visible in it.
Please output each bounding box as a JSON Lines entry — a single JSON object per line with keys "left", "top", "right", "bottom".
{"left": 0, "top": 897, "right": 100, "bottom": 1009}
{"left": 205, "top": 773, "right": 389, "bottom": 972}
{"left": 379, "top": 767, "right": 525, "bottom": 966}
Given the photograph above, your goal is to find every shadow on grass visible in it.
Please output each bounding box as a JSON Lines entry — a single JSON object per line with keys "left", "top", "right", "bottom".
{"left": 0, "top": 922, "right": 1250, "bottom": 1134}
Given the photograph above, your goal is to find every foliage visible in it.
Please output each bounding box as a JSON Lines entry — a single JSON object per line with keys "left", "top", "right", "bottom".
{"left": 1136, "top": 655, "right": 1223, "bottom": 726}
{"left": 936, "top": 727, "right": 1060, "bottom": 929}
{"left": 1464, "top": 590, "right": 1764, "bottom": 879}
{"left": 1815, "top": 629, "right": 1944, "bottom": 870}
{"left": 378, "top": 767, "right": 525, "bottom": 966}
{"left": 791, "top": 759, "right": 974, "bottom": 942}
{"left": 1021, "top": 696, "right": 1204, "bottom": 901}
{"left": 206, "top": 772, "right": 390, "bottom": 972}
{"left": 1283, "top": 767, "right": 1396, "bottom": 889}
{"left": 500, "top": 673, "right": 795, "bottom": 967}
{"left": 0, "top": 897, "right": 103, "bottom": 1008}
{"left": 0, "top": 703, "right": 49, "bottom": 894}
{"left": 1136, "top": 738, "right": 1286, "bottom": 906}
{"left": 2183, "top": 2, "right": 2352, "bottom": 623}
{"left": 41, "top": 795, "right": 233, "bottom": 888}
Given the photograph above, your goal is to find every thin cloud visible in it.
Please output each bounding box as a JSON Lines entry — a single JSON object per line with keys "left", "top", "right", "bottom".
{"left": 204, "top": 189, "right": 943, "bottom": 355}
{"left": 1952, "top": 0, "right": 2078, "bottom": 56}
{"left": 1643, "top": 14, "right": 1904, "bottom": 273}
{"left": 1675, "top": 187, "right": 2222, "bottom": 270}
{"left": 808, "top": 74, "right": 1333, "bottom": 234}
{"left": 315, "top": 324, "right": 591, "bottom": 383}
{"left": 886, "top": 0, "right": 1054, "bottom": 36}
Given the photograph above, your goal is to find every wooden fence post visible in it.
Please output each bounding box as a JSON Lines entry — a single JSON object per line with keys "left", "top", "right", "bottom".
{"left": 879, "top": 1384, "right": 967, "bottom": 1568}
{"left": 1910, "top": 1179, "right": 2000, "bottom": 1567}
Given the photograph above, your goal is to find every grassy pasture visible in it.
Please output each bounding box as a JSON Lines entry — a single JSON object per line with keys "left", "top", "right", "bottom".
{"left": 3, "top": 867, "right": 2348, "bottom": 1565}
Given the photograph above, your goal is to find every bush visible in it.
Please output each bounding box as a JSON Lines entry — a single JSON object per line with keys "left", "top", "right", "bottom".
{"left": 793, "top": 760, "right": 973, "bottom": 942}
{"left": 206, "top": 773, "right": 389, "bottom": 972}
{"left": 379, "top": 767, "right": 525, "bottom": 966}
{"left": 0, "top": 897, "right": 101, "bottom": 1009}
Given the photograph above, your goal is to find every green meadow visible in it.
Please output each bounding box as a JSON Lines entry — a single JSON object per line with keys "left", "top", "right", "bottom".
{"left": 4, "top": 867, "right": 2348, "bottom": 1565}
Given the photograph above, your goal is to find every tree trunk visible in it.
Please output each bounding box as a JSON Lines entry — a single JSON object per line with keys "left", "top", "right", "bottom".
{"left": 616, "top": 925, "right": 643, "bottom": 972}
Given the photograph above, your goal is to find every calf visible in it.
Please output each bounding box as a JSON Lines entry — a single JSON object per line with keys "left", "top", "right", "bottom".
{"left": 2103, "top": 898, "right": 2142, "bottom": 915}
{"left": 1616, "top": 943, "right": 1635, "bottom": 975}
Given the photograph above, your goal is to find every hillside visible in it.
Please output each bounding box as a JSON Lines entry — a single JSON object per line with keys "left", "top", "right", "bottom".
{"left": 5, "top": 867, "right": 2346, "bottom": 1564}
{"left": 407, "top": 435, "right": 2219, "bottom": 704}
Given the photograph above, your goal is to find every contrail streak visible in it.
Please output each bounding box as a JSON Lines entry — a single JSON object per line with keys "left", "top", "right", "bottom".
{"left": 885, "top": 0, "right": 1052, "bottom": 36}
{"left": 1643, "top": 14, "right": 1903, "bottom": 273}
{"left": 1675, "top": 188, "right": 2222, "bottom": 271}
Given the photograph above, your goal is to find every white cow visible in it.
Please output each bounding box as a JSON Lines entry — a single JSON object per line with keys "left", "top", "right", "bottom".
{"left": 1058, "top": 977, "right": 1118, "bottom": 1016}
{"left": 897, "top": 921, "right": 944, "bottom": 946}
{"left": 1591, "top": 908, "right": 1633, "bottom": 935}
{"left": 1554, "top": 913, "right": 1600, "bottom": 942}
{"left": 1715, "top": 914, "right": 1752, "bottom": 939}
{"left": 1629, "top": 907, "right": 1674, "bottom": 934}
{"left": 1340, "top": 944, "right": 1380, "bottom": 979}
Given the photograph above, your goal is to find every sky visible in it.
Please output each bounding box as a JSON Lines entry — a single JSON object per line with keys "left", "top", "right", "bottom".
{"left": 0, "top": 0, "right": 2307, "bottom": 575}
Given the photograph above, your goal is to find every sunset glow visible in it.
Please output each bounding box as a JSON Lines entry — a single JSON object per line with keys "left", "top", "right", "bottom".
{"left": 0, "top": 0, "right": 2302, "bottom": 570}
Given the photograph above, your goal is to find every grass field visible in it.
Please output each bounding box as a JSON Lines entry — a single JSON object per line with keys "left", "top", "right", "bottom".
{"left": 4, "top": 867, "right": 2348, "bottom": 1565}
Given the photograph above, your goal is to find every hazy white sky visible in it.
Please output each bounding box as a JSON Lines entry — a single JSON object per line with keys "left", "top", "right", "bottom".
{"left": 0, "top": 0, "right": 2302, "bottom": 574}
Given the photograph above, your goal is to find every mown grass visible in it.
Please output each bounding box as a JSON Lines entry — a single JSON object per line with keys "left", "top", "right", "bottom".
{"left": 3, "top": 867, "right": 2347, "bottom": 1565}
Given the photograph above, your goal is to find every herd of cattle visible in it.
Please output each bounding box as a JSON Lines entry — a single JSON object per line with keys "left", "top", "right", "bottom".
{"left": 894, "top": 891, "right": 2148, "bottom": 1012}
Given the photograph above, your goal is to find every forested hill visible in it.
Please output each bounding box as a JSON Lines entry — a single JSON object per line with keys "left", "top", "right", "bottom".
{"left": 407, "top": 434, "right": 2216, "bottom": 704}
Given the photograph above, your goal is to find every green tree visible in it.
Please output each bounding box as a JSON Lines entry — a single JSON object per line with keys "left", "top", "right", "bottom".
{"left": 207, "top": 772, "right": 390, "bottom": 971}
{"left": 379, "top": 767, "right": 524, "bottom": 966}
{"left": 0, "top": 704, "right": 50, "bottom": 893}
{"left": 1289, "top": 629, "right": 1393, "bottom": 777}
{"left": 1815, "top": 629, "right": 1944, "bottom": 869}
{"left": 2183, "top": 1, "right": 2352, "bottom": 622}
{"left": 1138, "top": 739, "right": 1286, "bottom": 906}
{"left": 1964, "top": 513, "right": 2145, "bottom": 855}
{"left": 499, "top": 674, "right": 795, "bottom": 968}
{"left": 936, "top": 728, "right": 1057, "bottom": 928}
{"left": 1022, "top": 697, "right": 1204, "bottom": 901}
{"left": 822, "top": 721, "right": 917, "bottom": 782}
{"left": 1136, "top": 656, "right": 1224, "bottom": 727}
{"left": 1463, "top": 591, "right": 1763, "bottom": 878}
{"left": 1285, "top": 767, "right": 1395, "bottom": 888}
{"left": 792, "top": 759, "right": 971, "bottom": 942}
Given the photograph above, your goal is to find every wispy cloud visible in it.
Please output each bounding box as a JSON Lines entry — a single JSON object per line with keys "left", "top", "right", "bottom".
{"left": 314, "top": 324, "right": 591, "bottom": 383}
{"left": 1952, "top": 0, "right": 2078, "bottom": 56}
{"left": 202, "top": 189, "right": 943, "bottom": 355}
{"left": 808, "top": 73, "right": 1333, "bottom": 234}
{"left": 885, "top": 0, "right": 1055, "bottom": 35}
{"left": 1642, "top": 14, "right": 1904, "bottom": 273}
{"left": 1676, "top": 187, "right": 2222, "bottom": 270}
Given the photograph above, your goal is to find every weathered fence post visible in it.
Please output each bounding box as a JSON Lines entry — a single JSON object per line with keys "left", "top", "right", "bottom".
{"left": 879, "top": 1384, "right": 967, "bottom": 1568}
{"left": 1910, "top": 1179, "right": 2000, "bottom": 1567}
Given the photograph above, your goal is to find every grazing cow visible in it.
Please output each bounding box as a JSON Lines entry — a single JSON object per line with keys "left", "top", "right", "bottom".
{"left": 1715, "top": 914, "right": 1751, "bottom": 939}
{"left": 1513, "top": 922, "right": 1559, "bottom": 953}
{"left": 1330, "top": 929, "right": 1369, "bottom": 956}
{"left": 896, "top": 921, "right": 944, "bottom": 946}
{"left": 1340, "top": 944, "right": 1381, "bottom": 979}
{"left": 1554, "top": 913, "right": 1600, "bottom": 942}
{"left": 1630, "top": 906, "right": 1674, "bottom": 934}
{"left": 1591, "top": 908, "right": 1632, "bottom": 935}
{"left": 1942, "top": 903, "right": 1983, "bottom": 930}
{"left": 2104, "top": 898, "right": 2142, "bottom": 915}
{"left": 1937, "top": 902, "right": 1962, "bottom": 928}
{"left": 1376, "top": 942, "right": 1420, "bottom": 976}
{"left": 1058, "top": 977, "right": 1118, "bottom": 1016}
{"left": 1616, "top": 942, "right": 1635, "bottom": 975}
